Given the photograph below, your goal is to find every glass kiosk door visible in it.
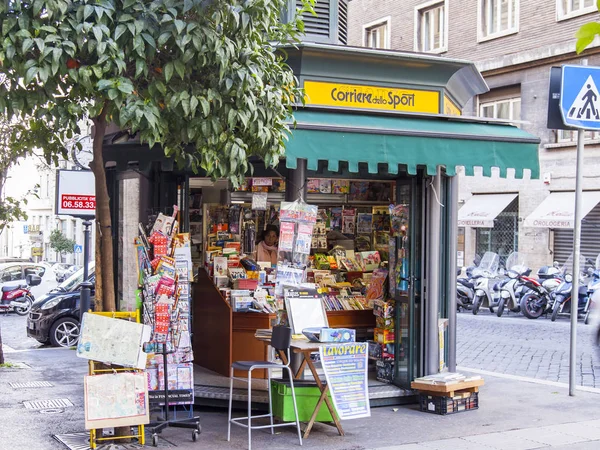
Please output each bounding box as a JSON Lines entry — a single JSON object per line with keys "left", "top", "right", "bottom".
{"left": 393, "top": 177, "right": 423, "bottom": 388}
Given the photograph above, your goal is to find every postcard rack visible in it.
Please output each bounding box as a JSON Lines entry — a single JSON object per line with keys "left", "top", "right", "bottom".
{"left": 87, "top": 310, "right": 145, "bottom": 450}
{"left": 146, "top": 343, "right": 201, "bottom": 446}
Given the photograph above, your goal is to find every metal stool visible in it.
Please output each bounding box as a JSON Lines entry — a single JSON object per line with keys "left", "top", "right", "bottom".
{"left": 227, "top": 325, "right": 303, "bottom": 450}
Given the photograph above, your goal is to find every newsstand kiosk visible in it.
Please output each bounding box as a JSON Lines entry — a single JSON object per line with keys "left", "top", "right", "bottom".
{"left": 102, "top": 43, "right": 540, "bottom": 405}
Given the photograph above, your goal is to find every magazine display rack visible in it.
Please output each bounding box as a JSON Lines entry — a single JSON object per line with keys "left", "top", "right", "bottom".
{"left": 135, "top": 208, "right": 201, "bottom": 446}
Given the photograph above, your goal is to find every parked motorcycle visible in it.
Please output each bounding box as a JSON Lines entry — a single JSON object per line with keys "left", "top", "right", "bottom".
{"left": 550, "top": 253, "right": 590, "bottom": 322}
{"left": 497, "top": 252, "right": 531, "bottom": 317}
{"left": 0, "top": 274, "right": 41, "bottom": 316}
{"left": 472, "top": 252, "right": 503, "bottom": 315}
{"left": 457, "top": 256, "right": 481, "bottom": 311}
{"left": 457, "top": 269, "right": 475, "bottom": 311}
{"left": 585, "top": 254, "right": 600, "bottom": 325}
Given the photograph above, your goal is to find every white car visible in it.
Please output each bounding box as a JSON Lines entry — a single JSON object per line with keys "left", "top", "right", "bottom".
{"left": 0, "top": 262, "right": 57, "bottom": 299}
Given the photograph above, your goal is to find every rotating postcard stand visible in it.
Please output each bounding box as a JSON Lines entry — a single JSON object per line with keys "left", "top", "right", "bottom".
{"left": 146, "top": 341, "right": 201, "bottom": 446}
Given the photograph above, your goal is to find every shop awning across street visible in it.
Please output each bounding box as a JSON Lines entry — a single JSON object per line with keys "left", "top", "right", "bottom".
{"left": 457, "top": 193, "right": 518, "bottom": 227}
{"left": 523, "top": 191, "right": 600, "bottom": 228}
{"left": 284, "top": 110, "right": 540, "bottom": 178}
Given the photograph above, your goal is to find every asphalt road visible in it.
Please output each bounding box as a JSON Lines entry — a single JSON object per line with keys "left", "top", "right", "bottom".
{"left": 457, "top": 310, "right": 600, "bottom": 388}
{"left": 1, "top": 312, "right": 47, "bottom": 351}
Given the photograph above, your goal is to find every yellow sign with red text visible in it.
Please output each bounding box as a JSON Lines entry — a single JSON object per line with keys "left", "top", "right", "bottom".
{"left": 444, "top": 95, "right": 462, "bottom": 116}
{"left": 304, "top": 80, "right": 440, "bottom": 114}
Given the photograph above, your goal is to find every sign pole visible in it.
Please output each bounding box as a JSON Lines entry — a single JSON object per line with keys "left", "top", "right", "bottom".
{"left": 80, "top": 220, "right": 92, "bottom": 321}
{"left": 570, "top": 129, "right": 585, "bottom": 397}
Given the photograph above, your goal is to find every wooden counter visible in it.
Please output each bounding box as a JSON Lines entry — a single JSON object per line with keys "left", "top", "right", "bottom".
{"left": 193, "top": 271, "right": 376, "bottom": 378}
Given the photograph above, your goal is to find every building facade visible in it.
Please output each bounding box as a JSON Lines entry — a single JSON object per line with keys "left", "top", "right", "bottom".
{"left": 0, "top": 157, "right": 95, "bottom": 265}
{"left": 347, "top": 0, "right": 600, "bottom": 270}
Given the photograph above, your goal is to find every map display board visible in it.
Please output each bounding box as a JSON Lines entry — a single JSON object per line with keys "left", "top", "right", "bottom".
{"left": 77, "top": 313, "right": 151, "bottom": 369}
{"left": 84, "top": 372, "right": 149, "bottom": 429}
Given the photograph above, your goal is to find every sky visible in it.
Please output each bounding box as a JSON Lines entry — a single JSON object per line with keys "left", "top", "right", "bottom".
{"left": 4, "top": 156, "right": 40, "bottom": 199}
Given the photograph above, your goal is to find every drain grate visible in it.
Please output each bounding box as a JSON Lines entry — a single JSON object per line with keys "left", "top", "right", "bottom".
{"left": 10, "top": 381, "right": 53, "bottom": 389}
{"left": 23, "top": 398, "right": 73, "bottom": 410}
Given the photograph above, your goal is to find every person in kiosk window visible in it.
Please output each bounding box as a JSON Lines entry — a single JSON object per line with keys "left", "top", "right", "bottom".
{"left": 255, "top": 225, "right": 279, "bottom": 266}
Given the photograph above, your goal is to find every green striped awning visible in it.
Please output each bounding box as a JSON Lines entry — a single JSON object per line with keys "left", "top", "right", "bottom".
{"left": 285, "top": 110, "right": 540, "bottom": 178}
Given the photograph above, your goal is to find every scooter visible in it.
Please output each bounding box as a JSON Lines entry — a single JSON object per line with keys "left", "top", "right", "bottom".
{"left": 457, "top": 269, "right": 475, "bottom": 311}
{"left": 585, "top": 254, "right": 600, "bottom": 325}
{"left": 497, "top": 252, "right": 530, "bottom": 317}
{"left": 550, "top": 273, "right": 590, "bottom": 322}
{"left": 0, "top": 274, "right": 41, "bottom": 316}
{"left": 472, "top": 252, "right": 503, "bottom": 315}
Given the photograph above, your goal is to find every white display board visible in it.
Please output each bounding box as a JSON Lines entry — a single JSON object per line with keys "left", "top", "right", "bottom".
{"left": 285, "top": 294, "right": 329, "bottom": 335}
{"left": 55, "top": 169, "right": 96, "bottom": 218}
{"left": 77, "top": 313, "right": 151, "bottom": 369}
{"left": 84, "top": 372, "right": 149, "bottom": 429}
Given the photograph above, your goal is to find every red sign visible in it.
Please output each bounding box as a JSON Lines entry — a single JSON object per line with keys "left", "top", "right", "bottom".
{"left": 61, "top": 194, "right": 96, "bottom": 210}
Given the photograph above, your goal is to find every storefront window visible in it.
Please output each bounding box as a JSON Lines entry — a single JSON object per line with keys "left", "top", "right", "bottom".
{"left": 475, "top": 198, "right": 518, "bottom": 266}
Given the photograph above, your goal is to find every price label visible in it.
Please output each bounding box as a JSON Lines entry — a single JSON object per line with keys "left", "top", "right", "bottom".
{"left": 61, "top": 194, "right": 96, "bottom": 210}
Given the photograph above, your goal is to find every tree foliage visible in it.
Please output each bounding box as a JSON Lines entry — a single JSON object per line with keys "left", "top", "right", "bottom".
{"left": 0, "top": 0, "right": 313, "bottom": 312}
{"left": 576, "top": 1, "right": 600, "bottom": 53}
{"left": 49, "top": 228, "right": 76, "bottom": 255}
{"left": 0, "top": 77, "right": 31, "bottom": 235}
{"left": 0, "top": 0, "right": 313, "bottom": 184}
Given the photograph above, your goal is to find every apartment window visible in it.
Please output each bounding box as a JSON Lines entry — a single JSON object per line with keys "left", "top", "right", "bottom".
{"left": 479, "top": 97, "right": 521, "bottom": 121}
{"left": 479, "top": 0, "right": 519, "bottom": 41}
{"left": 363, "top": 17, "right": 391, "bottom": 49}
{"left": 556, "top": 129, "right": 600, "bottom": 142}
{"left": 557, "top": 0, "right": 595, "bottom": 21}
{"left": 415, "top": 1, "right": 447, "bottom": 53}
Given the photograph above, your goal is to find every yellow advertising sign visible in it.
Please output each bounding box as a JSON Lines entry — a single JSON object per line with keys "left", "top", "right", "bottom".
{"left": 304, "top": 80, "right": 440, "bottom": 114}
{"left": 444, "top": 95, "right": 461, "bottom": 116}
{"left": 31, "top": 247, "right": 43, "bottom": 257}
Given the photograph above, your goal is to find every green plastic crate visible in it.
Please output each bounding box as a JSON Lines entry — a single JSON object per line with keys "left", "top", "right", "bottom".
{"left": 270, "top": 379, "right": 334, "bottom": 422}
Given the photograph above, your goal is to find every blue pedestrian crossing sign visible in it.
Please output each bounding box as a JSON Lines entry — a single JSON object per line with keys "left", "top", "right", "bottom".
{"left": 561, "top": 65, "right": 600, "bottom": 129}
{"left": 74, "top": 244, "right": 83, "bottom": 254}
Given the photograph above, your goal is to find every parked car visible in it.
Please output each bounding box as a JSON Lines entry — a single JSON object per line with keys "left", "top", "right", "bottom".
{"left": 26, "top": 264, "right": 95, "bottom": 347}
{"left": 53, "top": 263, "right": 76, "bottom": 282}
{"left": 0, "top": 262, "right": 55, "bottom": 299}
{"left": 0, "top": 257, "right": 33, "bottom": 263}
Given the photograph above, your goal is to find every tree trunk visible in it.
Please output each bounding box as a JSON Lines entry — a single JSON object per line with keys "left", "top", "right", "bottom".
{"left": 90, "top": 108, "right": 116, "bottom": 312}
{"left": 90, "top": 108, "right": 129, "bottom": 442}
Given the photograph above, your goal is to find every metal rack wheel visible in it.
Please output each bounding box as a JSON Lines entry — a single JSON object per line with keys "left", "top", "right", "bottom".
{"left": 192, "top": 429, "right": 200, "bottom": 441}
{"left": 152, "top": 434, "right": 159, "bottom": 447}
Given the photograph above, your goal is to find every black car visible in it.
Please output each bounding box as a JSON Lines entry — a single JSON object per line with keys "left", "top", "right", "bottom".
{"left": 26, "top": 265, "right": 95, "bottom": 347}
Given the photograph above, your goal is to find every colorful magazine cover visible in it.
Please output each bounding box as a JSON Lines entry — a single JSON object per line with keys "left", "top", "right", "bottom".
{"left": 306, "top": 179, "right": 321, "bottom": 194}
{"left": 331, "top": 179, "right": 350, "bottom": 194}
{"left": 330, "top": 207, "right": 343, "bottom": 230}
{"left": 372, "top": 206, "right": 390, "bottom": 232}
{"left": 349, "top": 181, "right": 369, "bottom": 201}
{"left": 357, "top": 213, "right": 373, "bottom": 234}
{"left": 390, "top": 204, "right": 409, "bottom": 237}
{"left": 342, "top": 208, "right": 356, "bottom": 235}
{"left": 319, "top": 179, "right": 332, "bottom": 194}
{"left": 366, "top": 268, "right": 388, "bottom": 301}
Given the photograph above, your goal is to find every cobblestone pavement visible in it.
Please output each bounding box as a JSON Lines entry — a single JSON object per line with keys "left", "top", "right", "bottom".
{"left": 457, "top": 311, "right": 600, "bottom": 388}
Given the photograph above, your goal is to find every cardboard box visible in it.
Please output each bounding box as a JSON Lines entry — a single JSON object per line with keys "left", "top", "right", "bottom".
{"left": 373, "top": 300, "right": 395, "bottom": 319}
{"left": 375, "top": 328, "right": 395, "bottom": 344}
{"left": 318, "top": 328, "right": 356, "bottom": 343}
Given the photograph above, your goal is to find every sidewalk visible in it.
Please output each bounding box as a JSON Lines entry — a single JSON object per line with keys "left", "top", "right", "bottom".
{"left": 2, "top": 345, "right": 600, "bottom": 450}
